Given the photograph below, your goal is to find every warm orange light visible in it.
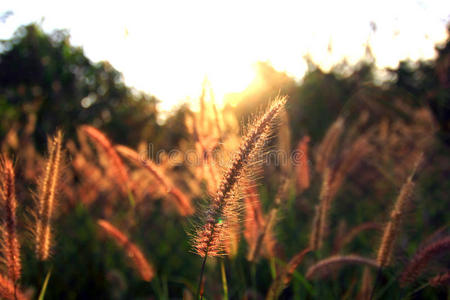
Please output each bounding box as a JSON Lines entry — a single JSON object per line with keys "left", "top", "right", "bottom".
{"left": 4, "top": 1, "right": 448, "bottom": 112}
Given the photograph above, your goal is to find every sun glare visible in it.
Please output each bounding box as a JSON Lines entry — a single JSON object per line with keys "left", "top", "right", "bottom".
{"left": 2, "top": 0, "right": 449, "bottom": 112}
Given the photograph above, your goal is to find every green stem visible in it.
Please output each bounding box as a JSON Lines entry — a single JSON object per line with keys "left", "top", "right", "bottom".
{"left": 370, "top": 267, "right": 382, "bottom": 300}
{"left": 220, "top": 260, "right": 228, "bottom": 300}
{"left": 196, "top": 254, "right": 208, "bottom": 300}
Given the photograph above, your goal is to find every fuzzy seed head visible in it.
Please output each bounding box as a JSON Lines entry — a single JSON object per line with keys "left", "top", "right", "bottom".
{"left": 0, "top": 157, "right": 21, "bottom": 283}
{"left": 306, "top": 255, "right": 378, "bottom": 280}
{"left": 35, "top": 130, "right": 63, "bottom": 261}
{"left": 193, "top": 96, "right": 287, "bottom": 257}
{"left": 81, "top": 126, "right": 129, "bottom": 193}
{"left": 98, "top": 220, "right": 154, "bottom": 281}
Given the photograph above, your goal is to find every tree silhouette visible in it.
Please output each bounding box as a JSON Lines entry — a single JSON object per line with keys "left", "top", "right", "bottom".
{"left": 0, "top": 24, "right": 159, "bottom": 148}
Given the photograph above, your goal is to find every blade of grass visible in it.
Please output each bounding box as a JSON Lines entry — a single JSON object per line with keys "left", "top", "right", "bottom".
{"left": 292, "top": 272, "right": 315, "bottom": 296}
{"left": 38, "top": 267, "right": 52, "bottom": 300}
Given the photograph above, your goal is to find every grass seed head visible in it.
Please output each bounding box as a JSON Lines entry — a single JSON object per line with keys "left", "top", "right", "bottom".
{"left": 0, "top": 156, "right": 21, "bottom": 282}
{"left": 193, "top": 96, "right": 287, "bottom": 258}
{"left": 34, "top": 130, "right": 63, "bottom": 261}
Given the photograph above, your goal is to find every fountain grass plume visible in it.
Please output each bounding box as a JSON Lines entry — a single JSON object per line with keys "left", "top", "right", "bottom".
{"left": 193, "top": 96, "right": 287, "bottom": 258}
{"left": 98, "top": 219, "right": 154, "bottom": 281}
{"left": 115, "top": 144, "right": 194, "bottom": 215}
{"left": 0, "top": 156, "right": 21, "bottom": 285}
{"left": 34, "top": 130, "right": 63, "bottom": 261}
{"left": 193, "top": 96, "right": 287, "bottom": 299}
{"left": 306, "top": 255, "right": 378, "bottom": 280}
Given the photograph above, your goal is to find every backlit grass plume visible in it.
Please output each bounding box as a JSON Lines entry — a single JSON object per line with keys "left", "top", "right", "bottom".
{"left": 399, "top": 236, "right": 450, "bottom": 286}
{"left": 193, "top": 96, "right": 287, "bottom": 297}
{"left": 115, "top": 145, "right": 194, "bottom": 215}
{"left": 295, "top": 135, "right": 310, "bottom": 192}
{"left": 266, "top": 247, "right": 311, "bottom": 299}
{"left": 34, "top": 130, "right": 63, "bottom": 260}
{"left": 315, "top": 117, "right": 344, "bottom": 173}
{"left": 80, "top": 126, "right": 129, "bottom": 194}
{"left": 358, "top": 267, "right": 373, "bottom": 300}
{"left": 306, "top": 255, "right": 378, "bottom": 280}
{"left": 376, "top": 154, "right": 422, "bottom": 267}
{"left": 97, "top": 219, "right": 154, "bottom": 282}
{"left": 0, "top": 273, "right": 27, "bottom": 300}
{"left": 429, "top": 271, "right": 450, "bottom": 287}
{"left": 310, "top": 168, "right": 331, "bottom": 251}
{"left": 193, "top": 96, "right": 287, "bottom": 258}
{"left": 247, "top": 177, "right": 289, "bottom": 262}
{"left": 0, "top": 157, "right": 21, "bottom": 285}
{"left": 310, "top": 136, "right": 371, "bottom": 251}
{"left": 244, "top": 185, "right": 277, "bottom": 261}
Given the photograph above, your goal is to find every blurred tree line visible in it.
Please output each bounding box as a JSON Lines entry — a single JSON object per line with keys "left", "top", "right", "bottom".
{"left": 0, "top": 24, "right": 160, "bottom": 151}
{"left": 0, "top": 23, "right": 449, "bottom": 152}
{"left": 232, "top": 28, "right": 450, "bottom": 147}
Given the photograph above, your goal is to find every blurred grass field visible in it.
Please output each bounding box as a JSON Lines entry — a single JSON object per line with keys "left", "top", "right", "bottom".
{"left": 0, "top": 24, "right": 449, "bottom": 299}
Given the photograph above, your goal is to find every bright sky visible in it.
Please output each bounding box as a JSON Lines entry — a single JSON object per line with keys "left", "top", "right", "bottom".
{"left": 1, "top": 0, "right": 449, "bottom": 112}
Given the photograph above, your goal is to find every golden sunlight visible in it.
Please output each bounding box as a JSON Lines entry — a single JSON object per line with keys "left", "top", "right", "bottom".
{"left": 2, "top": 0, "right": 449, "bottom": 112}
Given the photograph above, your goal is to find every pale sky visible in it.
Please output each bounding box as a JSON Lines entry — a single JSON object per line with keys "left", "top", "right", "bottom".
{"left": 1, "top": 0, "right": 449, "bottom": 112}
